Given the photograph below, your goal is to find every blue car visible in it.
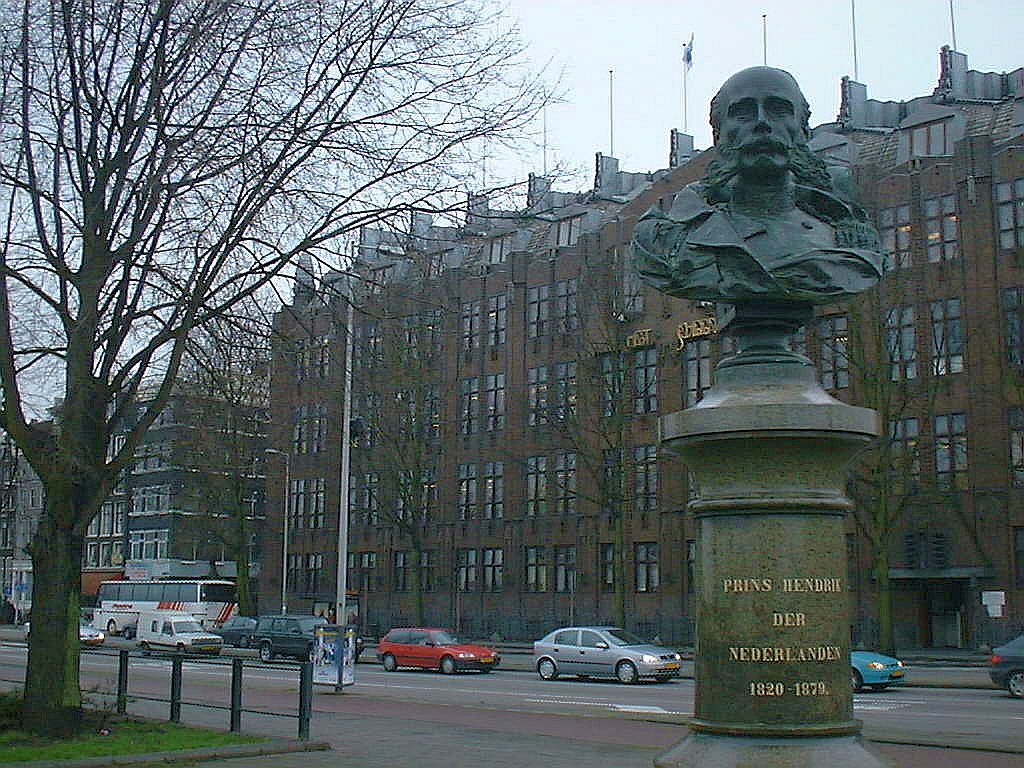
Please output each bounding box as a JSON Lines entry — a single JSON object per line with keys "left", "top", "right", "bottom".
{"left": 851, "top": 650, "right": 905, "bottom": 692}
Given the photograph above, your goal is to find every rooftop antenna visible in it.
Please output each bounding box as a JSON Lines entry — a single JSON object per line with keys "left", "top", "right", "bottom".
{"left": 762, "top": 14, "right": 767, "bottom": 65}
{"left": 542, "top": 94, "right": 548, "bottom": 177}
{"left": 851, "top": 0, "right": 859, "bottom": 81}
{"left": 608, "top": 69, "right": 615, "bottom": 156}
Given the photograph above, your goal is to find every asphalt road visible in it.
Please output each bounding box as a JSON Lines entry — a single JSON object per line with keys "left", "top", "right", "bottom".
{"left": 0, "top": 641, "right": 1021, "bottom": 754}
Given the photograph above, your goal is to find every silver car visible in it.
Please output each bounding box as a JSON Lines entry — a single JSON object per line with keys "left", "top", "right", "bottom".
{"left": 532, "top": 626, "right": 682, "bottom": 684}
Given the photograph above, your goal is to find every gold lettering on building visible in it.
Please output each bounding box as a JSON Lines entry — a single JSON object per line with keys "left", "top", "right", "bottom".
{"left": 782, "top": 578, "right": 842, "bottom": 593}
{"left": 722, "top": 578, "right": 773, "bottom": 593}
{"left": 772, "top": 612, "right": 806, "bottom": 627}
{"left": 675, "top": 317, "right": 717, "bottom": 349}
{"left": 728, "top": 646, "right": 840, "bottom": 663}
{"left": 625, "top": 328, "right": 654, "bottom": 348}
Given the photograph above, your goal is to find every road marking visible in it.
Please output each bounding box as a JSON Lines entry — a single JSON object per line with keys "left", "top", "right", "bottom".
{"left": 615, "top": 705, "right": 668, "bottom": 713}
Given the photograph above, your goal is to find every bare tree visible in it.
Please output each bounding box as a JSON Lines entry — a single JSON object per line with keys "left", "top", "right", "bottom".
{"left": 0, "top": 0, "right": 546, "bottom": 732}
{"left": 845, "top": 269, "right": 947, "bottom": 656}
{"left": 175, "top": 303, "right": 273, "bottom": 617}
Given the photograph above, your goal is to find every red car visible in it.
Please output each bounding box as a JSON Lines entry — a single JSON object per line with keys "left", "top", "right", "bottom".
{"left": 377, "top": 627, "right": 500, "bottom": 674}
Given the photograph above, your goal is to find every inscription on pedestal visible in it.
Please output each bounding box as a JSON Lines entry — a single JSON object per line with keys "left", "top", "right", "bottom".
{"left": 722, "top": 575, "right": 843, "bottom": 698}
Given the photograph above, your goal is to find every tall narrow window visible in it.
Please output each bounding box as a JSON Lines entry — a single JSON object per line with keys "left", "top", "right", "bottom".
{"left": 879, "top": 205, "right": 912, "bottom": 270}
{"left": 934, "top": 412, "right": 967, "bottom": 490}
{"left": 482, "top": 548, "right": 503, "bottom": 591}
{"left": 420, "top": 550, "right": 436, "bottom": 592}
{"left": 890, "top": 418, "right": 921, "bottom": 488}
{"left": 526, "top": 456, "right": 547, "bottom": 516}
{"left": 358, "top": 551, "right": 376, "bottom": 591}
{"left": 555, "top": 216, "right": 581, "bottom": 247}
{"left": 394, "top": 551, "right": 410, "bottom": 592}
{"left": 599, "top": 352, "right": 622, "bottom": 416}
{"left": 528, "top": 366, "right": 548, "bottom": 426}
{"left": 484, "top": 373, "right": 506, "bottom": 431}
{"left": 634, "top": 445, "right": 657, "bottom": 515}
{"left": 1010, "top": 407, "right": 1024, "bottom": 488}
{"left": 487, "top": 294, "right": 507, "bottom": 346}
{"left": 461, "top": 300, "right": 481, "bottom": 350}
{"left": 525, "top": 546, "right": 547, "bottom": 592}
{"left": 818, "top": 315, "right": 849, "bottom": 389}
{"left": 930, "top": 298, "right": 964, "bottom": 375}
{"left": 996, "top": 179, "right": 1024, "bottom": 250}
{"left": 456, "top": 549, "right": 477, "bottom": 591}
{"left": 600, "top": 543, "right": 616, "bottom": 592}
{"left": 685, "top": 339, "right": 712, "bottom": 406}
{"left": 886, "top": 305, "right": 917, "bottom": 381}
{"left": 1004, "top": 287, "right": 1024, "bottom": 369}
{"left": 460, "top": 377, "right": 480, "bottom": 434}
{"left": 528, "top": 285, "right": 550, "bottom": 338}
{"left": 555, "top": 279, "right": 578, "bottom": 332}
{"left": 553, "top": 361, "right": 577, "bottom": 420}
{"left": 634, "top": 347, "right": 658, "bottom": 413}
{"left": 924, "top": 194, "right": 959, "bottom": 262}
{"left": 635, "top": 542, "right": 659, "bottom": 593}
{"left": 555, "top": 547, "right": 576, "bottom": 593}
{"left": 458, "top": 463, "right": 477, "bottom": 519}
{"left": 554, "top": 451, "right": 577, "bottom": 514}
{"left": 482, "top": 461, "right": 504, "bottom": 519}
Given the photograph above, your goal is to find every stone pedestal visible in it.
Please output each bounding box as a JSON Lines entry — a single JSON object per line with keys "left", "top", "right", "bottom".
{"left": 657, "top": 332, "right": 892, "bottom": 767}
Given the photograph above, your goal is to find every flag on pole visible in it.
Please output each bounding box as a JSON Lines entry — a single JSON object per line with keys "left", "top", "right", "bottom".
{"left": 683, "top": 34, "right": 694, "bottom": 71}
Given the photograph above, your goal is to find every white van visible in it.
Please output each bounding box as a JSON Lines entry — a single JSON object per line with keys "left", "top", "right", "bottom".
{"left": 137, "top": 611, "right": 223, "bottom": 655}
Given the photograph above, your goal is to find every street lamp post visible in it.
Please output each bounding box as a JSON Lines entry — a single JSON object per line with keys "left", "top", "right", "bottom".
{"left": 265, "top": 448, "right": 290, "bottom": 615}
{"left": 335, "top": 278, "right": 355, "bottom": 692}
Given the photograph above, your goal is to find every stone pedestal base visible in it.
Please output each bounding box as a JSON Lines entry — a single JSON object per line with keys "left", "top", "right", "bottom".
{"left": 654, "top": 732, "right": 893, "bottom": 768}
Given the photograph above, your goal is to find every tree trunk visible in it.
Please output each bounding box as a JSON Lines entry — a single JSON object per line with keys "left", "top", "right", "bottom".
{"left": 875, "top": 544, "right": 896, "bottom": 656}
{"left": 22, "top": 496, "right": 83, "bottom": 735}
{"left": 411, "top": 539, "right": 424, "bottom": 626}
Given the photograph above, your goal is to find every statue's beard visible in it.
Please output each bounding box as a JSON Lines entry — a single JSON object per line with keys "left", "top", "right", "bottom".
{"left": 704, "top": 141, "right": 832, "bottom": 201}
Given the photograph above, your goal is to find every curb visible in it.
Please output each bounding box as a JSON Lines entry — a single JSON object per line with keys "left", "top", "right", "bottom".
{"left": 5, "top": 739, "right": 332, "bottom": 768}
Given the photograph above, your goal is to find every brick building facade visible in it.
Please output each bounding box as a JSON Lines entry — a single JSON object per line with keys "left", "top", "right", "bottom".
{"left": 262, "top": 48, "right": 1024, "bottom": 649}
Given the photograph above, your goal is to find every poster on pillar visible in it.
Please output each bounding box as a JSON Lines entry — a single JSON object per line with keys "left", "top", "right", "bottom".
{"left": 312, "top": 625, "right": 355, "bottom": 686}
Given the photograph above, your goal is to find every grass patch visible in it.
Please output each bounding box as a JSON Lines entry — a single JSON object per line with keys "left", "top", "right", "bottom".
{"left": 0, "top": 692, "right": 265, "bottom": 763}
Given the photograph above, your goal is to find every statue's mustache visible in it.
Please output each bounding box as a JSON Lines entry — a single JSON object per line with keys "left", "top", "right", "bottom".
{"left": 738, "top": 137, "right": 790, "bottom": 155}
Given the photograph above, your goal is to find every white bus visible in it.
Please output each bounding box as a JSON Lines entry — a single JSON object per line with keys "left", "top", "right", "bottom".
{"left": 93, "top": 579, "right": 237, "bottom": 636}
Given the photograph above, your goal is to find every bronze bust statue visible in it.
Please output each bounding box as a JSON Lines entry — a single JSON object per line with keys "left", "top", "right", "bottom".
{"left": 633, "top": 67, "right": 882, "bottom": 306}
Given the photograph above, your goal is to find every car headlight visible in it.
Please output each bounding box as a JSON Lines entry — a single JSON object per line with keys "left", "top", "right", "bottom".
{"left": 672, "top": 653, "right": 681, "bottom": 661}
{"left": 457, "top": 652, "right": 476, "bottom": 659}
{"left": 896, "top": 661, "right": 904, "bottom": 668}
{"left": 96, "top": 633, "right": 105, "bottom": 642}
{"left": 641, "top": 654, "right": 659, "bottom": 664}
{"left": 867, "top": 661, "right": 885, "bottom": 669}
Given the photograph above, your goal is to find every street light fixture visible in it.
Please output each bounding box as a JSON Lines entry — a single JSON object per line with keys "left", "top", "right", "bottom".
{"left": 265, "top": 447, "right": 291, "bottom": 615}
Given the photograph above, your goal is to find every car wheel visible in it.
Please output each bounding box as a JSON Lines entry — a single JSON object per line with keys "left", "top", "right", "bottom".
{"left": 382, "top": 653, "right": 397, "bottom": 672}
{"left": 440, "top": 655, "right": 457, "bottom": 675}
{"left": 259, "top": 641, "right": 274, "bottom": 662}
{"left": 1008, "top": 670, "right": 1024, "bottom": 698}
{"left": 537, "top": 658, "right": 559, "bottom": 680}
{"left": 851, "top": 669, "right": 864, "bottom": 693}
{"left": 107, "top": 620, "right": 117, "bottom": 636}
{"left": 616, "top": 660, "right": 639, "bottom": 684}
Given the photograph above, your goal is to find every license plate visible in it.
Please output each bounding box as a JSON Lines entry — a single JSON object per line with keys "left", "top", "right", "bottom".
{"left": 664, "top": 662, "right": 680, "bottom": 669}
{"left": 481, "top": 657, "right": 494, "bottom": 663}
{"left": 890, "top": 669, "right": 904, "bottom": 678}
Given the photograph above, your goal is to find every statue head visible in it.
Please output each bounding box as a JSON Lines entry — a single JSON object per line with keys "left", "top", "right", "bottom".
{"left": 706, "top": 66, "right": 831, "bottom": 195}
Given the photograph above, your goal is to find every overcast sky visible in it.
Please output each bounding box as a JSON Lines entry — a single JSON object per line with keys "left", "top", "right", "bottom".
{"left": 496, "top": 0, "right": 1020, "bottom": 189}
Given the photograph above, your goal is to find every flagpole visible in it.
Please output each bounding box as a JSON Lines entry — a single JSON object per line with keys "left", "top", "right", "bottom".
{"left": 683, "top": 60, "right": 688, "bottom": 134}
{"left": 762, "top": 14, "right": 767, "bottom": 65}
{"left": 949, "top": 0, "right": 957, "bottom": 51}
{"left": 851, "top": 0, "right": 859, "bottom": 81}
{"left": 608, "top": 69, "right": 614, "bottom": 156}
